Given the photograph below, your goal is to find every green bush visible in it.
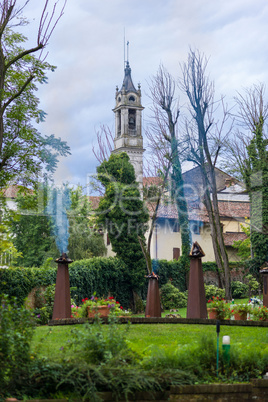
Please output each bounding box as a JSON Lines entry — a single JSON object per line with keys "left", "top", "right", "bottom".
{"left": 231, "top": 281, "right": 249, "bottom": 298}
{"left": 204, "top": 284, "right": 225, "bottom": 301}
{"left": 68, "top": 316, "right": 137, "bottom": 366}
{"left": 0, "top": 294, "right": 34, "bottom": 392}
{"left": 142, "top": 333, "right": 268, "bottom": 383}
{"left": 0, "top": 257, "right": 189, "bottom": 310}
{"left": 160, "top": 282, "right": 188, "bottom": 309}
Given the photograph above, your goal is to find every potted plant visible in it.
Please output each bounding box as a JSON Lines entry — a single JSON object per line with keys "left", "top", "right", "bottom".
{"left": 231, "top": 304, "right": 252, "bottom": 320}
{"left": 207, "top": 296, "right": 229, "bottom": 320}
{"left": 252, "top": 305, "right": 268, "bottom": 321}
{"left": 72, "top": 295, "right": 128, "bottom": 318}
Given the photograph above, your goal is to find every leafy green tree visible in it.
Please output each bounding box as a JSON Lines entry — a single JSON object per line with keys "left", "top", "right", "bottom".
{"left": 11, "top": 184, "right": 107, "bottom": 266}
{"left": 232, "top": 221, "right": 251, "bottom": 261}
{"left": 96, "top": 153, "right": 149, "bottom": 292}
{"left": 68, "top": 186, "right": 107, "bottom": 261}
{"left": 10, "top": 187, "right": 57, "bottom": 267}
{"left": 0, "top": 1, "right": 69, "bottom": 188}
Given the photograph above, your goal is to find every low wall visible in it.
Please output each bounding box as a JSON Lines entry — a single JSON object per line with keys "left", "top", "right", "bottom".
{"left": 49, "top": 316, "right": 268, "bottom": 327}
{"left": 7, "top": 380, "right": 268, "bottom": 401}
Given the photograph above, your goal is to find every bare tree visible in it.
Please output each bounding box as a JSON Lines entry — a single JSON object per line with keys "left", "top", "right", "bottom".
{"left": 92, "top": 124, "right": 114, "bottom": 165}
{"left": 227, "top": 83, "right": 268, "bottom": 266}
{"left": 147, "top": 64, "right": 191, "bottom": 259}
{"left": 180, "top": 49, "right": 233, "bottom": 299}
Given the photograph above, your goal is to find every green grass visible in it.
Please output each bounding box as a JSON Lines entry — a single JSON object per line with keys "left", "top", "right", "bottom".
{"left": 32, "top": 320, "right": 268, "bottom": 361}
{"left": 31, "top": 298, "right": 266, "bottom": 361}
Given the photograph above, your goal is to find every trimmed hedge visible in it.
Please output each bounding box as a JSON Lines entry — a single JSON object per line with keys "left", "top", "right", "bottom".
{"left": 0, "top": 257, "right": 188, "bottom": 308}
{"left": 0, "top": 257, "right": 248, "bottom": 309}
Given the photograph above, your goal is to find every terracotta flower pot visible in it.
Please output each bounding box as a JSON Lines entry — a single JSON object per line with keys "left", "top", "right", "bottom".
{"left": 234, "top": 312, "right": 247, "bottom": 321}
{"left": 208, "top": 308, "right": 218, "bottom": 319}
{"left": 87, "top": 305, "right": 110, "bottom": 318}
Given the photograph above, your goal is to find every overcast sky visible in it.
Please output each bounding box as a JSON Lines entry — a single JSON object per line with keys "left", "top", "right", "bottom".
{"left": 20, "top": 0, "right": 268, "bottom": 190}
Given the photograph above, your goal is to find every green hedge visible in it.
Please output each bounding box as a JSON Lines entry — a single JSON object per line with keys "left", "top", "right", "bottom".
{"left": 0, "top": 257, "right": 188, "bottom": 308}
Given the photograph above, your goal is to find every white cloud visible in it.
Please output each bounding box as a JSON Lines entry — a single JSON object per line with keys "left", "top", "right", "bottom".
{"left": 14, "top": 0, "right": 268, "bottom": 185}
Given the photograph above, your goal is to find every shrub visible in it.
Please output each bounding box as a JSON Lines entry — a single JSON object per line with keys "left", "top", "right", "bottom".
{"left": 204, "top": 284, "right": 225, "bottom": 301}
{"left": 231, "top": 281, "right": 249, "bottom": 298}
{"left": 33, "top": 284, "right": 56, "bottom": 324}
{"left": 160, "top": 282, "right": 188, "bottom": 309}
{"left": 0, "top": 294, "right": 34, "bottom": 392}
{"left": 68, "top": 316, "right": 137, "bottom": 366}
{"left": 0, "top": 257, "right": 188, "bottom": 310}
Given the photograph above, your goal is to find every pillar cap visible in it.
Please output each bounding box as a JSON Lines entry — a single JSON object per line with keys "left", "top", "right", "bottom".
{"left": 55, "top": 253, "right": 73, "bottom": 264}
{"left": 189, "top": 241, "right": 205, "bottom": 258}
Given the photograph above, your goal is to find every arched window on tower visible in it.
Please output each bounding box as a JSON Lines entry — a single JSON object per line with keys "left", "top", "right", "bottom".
{"left": 128, "top": 109, "right": 136, "bottom": 133}
{"left": 117, "top": 110, "right": 121, "bottom": 137}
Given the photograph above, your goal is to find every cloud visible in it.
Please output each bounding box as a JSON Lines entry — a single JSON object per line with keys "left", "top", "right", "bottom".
{"left": 16, "top": 0, "right": 268, "bottom": 185}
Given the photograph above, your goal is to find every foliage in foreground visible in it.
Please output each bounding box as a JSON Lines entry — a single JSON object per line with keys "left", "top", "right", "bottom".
{"left": 142, "top": 333, "right": 268, "bottom": 383}
{"left": 1, "top": 297, "right": 268, "bottom": 401}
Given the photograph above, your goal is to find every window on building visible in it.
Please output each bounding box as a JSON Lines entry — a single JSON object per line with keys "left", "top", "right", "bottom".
{"left": 173, "top": 248, "right": 180, "bottom": 260}
{"left": 129, "top": 95, "right": 135, "bottom": 102}
{"left": 117, "top": 110, "right": 121, "bottom": 136}
{"left": 107, "top": 234, "right": 110, "bottom": 246}
{"left": 190, "top": 221, "right": 201, "bottom": 235}
{"left": 128, "top": 109, "right": 136, "bottom": 129}
{"left": 173, "top": 221, "right": 180, "bottom": 232}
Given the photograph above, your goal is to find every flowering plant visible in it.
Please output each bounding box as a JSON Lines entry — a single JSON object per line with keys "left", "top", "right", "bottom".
{"left": 207, "top": 296, "right": 230, "bottom": 319}
{"left": 249, "top": 297, "right": 263, "bottom": 307}
{"left": 71, "top": 295, "right": 130, "bottom": 318}
{"left": 231, "top": 303, "right": 252, "bottom": 315}
{"left": 252, "top": 305, "right": 268, "bottom": 321}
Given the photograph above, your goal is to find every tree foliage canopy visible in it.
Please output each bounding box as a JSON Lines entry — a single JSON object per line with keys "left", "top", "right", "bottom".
{"left": 0, "top": 1, "right": 70, "bottom": 188}
{"left": 96, "top": 153, "right": 149, "bottom": 291}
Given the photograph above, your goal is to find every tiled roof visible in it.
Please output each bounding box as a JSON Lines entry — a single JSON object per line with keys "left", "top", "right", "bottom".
{"left": 89, "top": 195, "right": 249, "bottom": 223}
{"left": 217, "top": 201, "right": 250, "bottom": 219}
{"left": 88, "top": 196, "right": 101, "bottom": 210}
{"left": 1, "top": 185, "right": 33, "bottom": 198}
{"left": 143, "top": 177, "right": 163, "bottom": 187}
{"left": 223, "top": 232, "right": 247, "bottom": 246}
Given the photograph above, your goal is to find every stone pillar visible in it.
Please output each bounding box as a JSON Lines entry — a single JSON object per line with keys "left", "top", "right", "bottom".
{"left": 187, "top": 242, "right": 207, "bottom": 319}
{"left": 145, "top": 275, "right": 161, "bottom": 318}
{"left": 52, "top": 254, "right": 73, "bottom": 320}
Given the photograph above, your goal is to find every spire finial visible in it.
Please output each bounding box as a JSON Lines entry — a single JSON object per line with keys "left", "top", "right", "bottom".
{"left": 127, "top": 40, "right": 129, "bottom": 64}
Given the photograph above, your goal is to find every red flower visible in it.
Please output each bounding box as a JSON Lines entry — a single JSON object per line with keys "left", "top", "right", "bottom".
{"left": 120, "top": 306, "right": 123, "bottom": 309}
{"left": 109, "top": 296, "right": 114, "bottom": 300}
{"left": 116, "top": 301, "right": 120, "bottom": 304}
{"left": 94, "top": 297, "right": 98, "bottom": 300}
{"left": 208, "top": 299, "right": 211, "bottom": 303}
{"left": 216, "top": 297, "right": 219, "bottom": 300}
{"left": 71, "top": 315, "right": 73, "bottom": 318}
{"left": 84, "top": 297, "right": 88, "bottom": 301}
{"left": 82, "top": 299, "right": 85, "bottom": 303}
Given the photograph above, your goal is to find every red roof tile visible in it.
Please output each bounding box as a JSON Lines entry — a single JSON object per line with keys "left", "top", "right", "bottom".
{"left": 223, "top": 232, "right": 247, "bottom": 246}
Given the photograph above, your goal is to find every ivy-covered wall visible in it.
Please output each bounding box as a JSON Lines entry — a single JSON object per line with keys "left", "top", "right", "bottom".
{"left": 0, "top": 257, "right": 189, "bottom": 307}
{"left": 0, "top": 257, "right": 246, "bottom": 308}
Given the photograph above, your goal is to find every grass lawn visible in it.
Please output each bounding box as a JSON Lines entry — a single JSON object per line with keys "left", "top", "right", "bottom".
{"left": 32, "top": 320, "right": 268, "bottom": 361}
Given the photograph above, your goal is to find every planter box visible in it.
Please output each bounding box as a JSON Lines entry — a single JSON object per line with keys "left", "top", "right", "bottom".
{"left": 87, "top": 305, "right": 110, "bottom": 318}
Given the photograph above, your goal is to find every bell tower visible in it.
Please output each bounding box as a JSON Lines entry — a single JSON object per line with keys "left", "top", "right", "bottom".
{"left": 112, "top": 61, "right": 144, "bottom": 189}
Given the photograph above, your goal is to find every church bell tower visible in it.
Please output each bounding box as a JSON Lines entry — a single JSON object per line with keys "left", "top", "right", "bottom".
{"left": 112, "top": 61, "right": 144, "bottom": 188}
